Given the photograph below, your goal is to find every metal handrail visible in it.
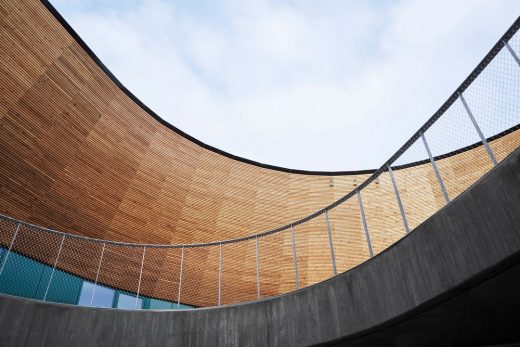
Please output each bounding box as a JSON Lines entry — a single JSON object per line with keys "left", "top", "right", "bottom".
{"left": 1, "top": 13, "right": 520, "bottom": 248}
{"left": 1, "top": 18, "right": 519, "bottom": 250}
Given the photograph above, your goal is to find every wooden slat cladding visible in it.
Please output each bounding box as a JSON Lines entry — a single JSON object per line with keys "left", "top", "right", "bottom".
{"left": 0, "top": 1, "right": 518, "bottom": 307}
{"left": 0, "top": 1, "right": 373, "bottom": 245}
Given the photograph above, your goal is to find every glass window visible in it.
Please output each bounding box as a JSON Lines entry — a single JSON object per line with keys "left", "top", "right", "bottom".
{"left": 147, "top": 298, "right": 174, "bottom": 310}
{"left": 117, "top": 293, "right": 142, "bottom": 309}
{"left": 175, "top": 303, "right": 193, "bottom": 310}
{"left": 78, "top": 281, "right": 114, "bottom": 308}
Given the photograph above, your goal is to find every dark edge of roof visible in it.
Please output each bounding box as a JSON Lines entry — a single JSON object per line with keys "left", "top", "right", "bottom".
{"left": 218, "top": 14, "right": 520, "bottom": 245}
{"left": 35, "top": 1, "right": 520, "bottom": 245}
{"left": 41, "top": 1, "right": 519, "bottom": 177}
{"left": 39, "top": 0, "right": 376, "bottom": 176}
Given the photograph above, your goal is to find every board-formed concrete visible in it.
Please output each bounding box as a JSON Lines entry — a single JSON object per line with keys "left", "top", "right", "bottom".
{"left": 0, "top": 148, "right": 519, "bottom": 346}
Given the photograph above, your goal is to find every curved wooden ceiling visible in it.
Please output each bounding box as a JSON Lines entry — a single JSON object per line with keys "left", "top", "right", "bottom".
{"left": 0, "top": 0, "right": 519, "bottom": 248}
{"left": 1, "top": 1, "right": 520, "bottom": 307}
{"left": 0, "top": 0, "right": 378, "bottom": 245}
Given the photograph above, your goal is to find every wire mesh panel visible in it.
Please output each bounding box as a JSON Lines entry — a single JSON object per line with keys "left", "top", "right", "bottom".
{"left": 258, "top": 229, "right": 296, "bottom": 298}
{"left": 220, "top": 238, "right": 257, "bottom": 305}
{"left": 361, "top": 172, "right": 407, "bottom": 256}
{"left": 96, "top": 243, "right": 144, "bottom": 308}
{"left": 0, "top": 217, "right": 19, "bottom": 251}
{"left": 425, "top": 98, "right": 494, "bottom": 201}
{"left": 327, "top": 197, "right": 369, "bottom": 273}
{"left": 139, "top": 246, "right": 183, "bottom": 309}
{"left": 180, "top": 245, "right": 219, "bottom": 307}
{"left": 391, "top": 138, "right": 446, "bottom": 231}
{"left": 294, "top": 215, "right": 334, "bottom": 287}
{"left": 0, "top": 223, "right": 63, "bottom": 300}
{"left": 48, "top": 236, "right": 103, "bottom": 305}
{"left": 511, "top": 28, "right": 520, "bottom": 58}
{"left": 0, "top": 218, "right": 22, "bottom": 296}
{"left": 463, "top": 34, "right": 520, "bottom": 163}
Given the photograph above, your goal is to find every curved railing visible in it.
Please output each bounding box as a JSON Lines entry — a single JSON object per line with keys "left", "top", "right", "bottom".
{"left": 0, "top": 17, "right": 520, "bottom": 309}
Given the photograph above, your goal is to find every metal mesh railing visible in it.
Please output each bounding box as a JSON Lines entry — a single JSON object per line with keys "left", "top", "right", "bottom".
{"left": 0, "top": 16, "right": 519, "bottom": 310}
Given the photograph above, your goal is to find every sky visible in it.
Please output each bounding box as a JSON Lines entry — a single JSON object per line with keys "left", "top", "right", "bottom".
{"left": 50, "top": 0, "right": 520, "bottom": 171}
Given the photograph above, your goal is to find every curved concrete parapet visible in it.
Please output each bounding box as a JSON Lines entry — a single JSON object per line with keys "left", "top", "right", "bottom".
{"left": 0, "top": 148, "right": 519, "bottom": 346}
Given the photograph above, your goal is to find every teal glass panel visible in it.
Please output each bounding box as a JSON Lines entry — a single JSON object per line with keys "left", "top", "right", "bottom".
{"left": 0, "top": 248, "right": 193, "bottom": 310}
{"left": 0, "top": 251, "right": 49, "bottom": 300}
{"left": 146, "top": 298, "right": 174, "bottom": 310}
{"left": 116, "top": 292, "right": 142, "bottom": 309}
{"left": 78, "top": 282, "right": 115, "bottom": 308}
{"left": 44, "top": 268, "right": 83, "bottom": 304}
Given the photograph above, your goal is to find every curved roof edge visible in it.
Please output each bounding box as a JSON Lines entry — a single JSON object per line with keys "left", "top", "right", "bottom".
{"left": 41, "top": 0, "right": 376, "bottom": 176}
{"left": 40, "top": 1, "right": 520, "bottom": 177}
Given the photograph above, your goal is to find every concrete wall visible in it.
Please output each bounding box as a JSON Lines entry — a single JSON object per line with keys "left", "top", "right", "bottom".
{"left": 0, "top": 148, "right": 519, "bottom": 346}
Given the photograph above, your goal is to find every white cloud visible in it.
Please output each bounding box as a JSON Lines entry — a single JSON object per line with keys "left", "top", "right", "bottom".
{"left": 51, "top": 0, "right": 520, "bottom": 170}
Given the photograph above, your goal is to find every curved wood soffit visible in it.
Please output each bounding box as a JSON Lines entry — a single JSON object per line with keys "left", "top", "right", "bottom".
{"left": 0, "top": 0, "right": 519, "bottom": 250}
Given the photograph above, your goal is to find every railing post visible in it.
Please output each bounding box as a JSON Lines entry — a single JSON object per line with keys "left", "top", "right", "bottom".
{"left": 134, "top": 246, "right": 146, "bottom": 309}
{"left": 504, "top": 40, "right": 520, "bottom": 67}
{"left": 459, "top": 93, "right": 497, "bottom": 166}
{"left": 325, "top": 211, "right": 337, "bottom": 276}
{"left": 176, "top": 247, "right": 184, "bottom": 309}
{"left": 421, "top": 132, "right": 450, "bottom": 204}
{"left": 0, "top": 222, "right": 21, "bottom": 277}
{"left": 291, "top": 225, "right": 299, "bottom": 289}
{"left": 357, "top": 191, "right": 374, "bottom": 257}
{"left": 43, "top": 234, "right": 65, "bottom": 301}
{"left": 388, "top": 166, "right": 410, "bottom": 234}
{"left": 90, "top": 242, "right": 106, "bottom": 306}
{"left": 255, "top": 236, "right": 260, "bottom": 300}
{"left": 218, "top": 242, "right": 222, "bottom": 306}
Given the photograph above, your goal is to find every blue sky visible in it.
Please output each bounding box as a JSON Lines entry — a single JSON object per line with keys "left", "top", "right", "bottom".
{"left": 51, "top": 0, "right": 520, "bottom": 171}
